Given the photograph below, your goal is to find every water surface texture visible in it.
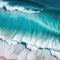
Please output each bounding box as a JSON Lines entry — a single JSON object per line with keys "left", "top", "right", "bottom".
{"left": 0, "top": 0, "right": 60, "bottom": 50}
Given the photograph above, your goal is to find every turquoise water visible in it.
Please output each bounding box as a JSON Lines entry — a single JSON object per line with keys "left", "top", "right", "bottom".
{"left": 0, "top": 0, "right": 60, "bottom": 50}
{"left": 0, "top": 1, "right": 60, "bottom": 59}
{"left": 0, "top": 9, "right": 60, "bottom": 39}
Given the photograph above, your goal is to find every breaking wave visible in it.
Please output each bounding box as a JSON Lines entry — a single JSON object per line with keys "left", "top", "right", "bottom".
{"left": 0, "top": 1, "right": 60, "bottom": 58}
{"left": 0, "top": 0, "right": 60, "bottom": 59}
{"left": 0, "top": 7, "right": 60, "bottom": 50}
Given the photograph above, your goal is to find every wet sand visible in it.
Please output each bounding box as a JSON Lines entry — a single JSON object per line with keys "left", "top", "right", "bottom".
{"left": 0, "top": 56, "right": 17, "bottom": 60}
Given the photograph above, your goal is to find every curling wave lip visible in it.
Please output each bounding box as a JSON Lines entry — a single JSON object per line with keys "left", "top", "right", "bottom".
{"left": 0, "top": 1, "right": 40, "bottom": 14}
{"left": 1, "top": 0, "right": 60, "bottom": 10}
